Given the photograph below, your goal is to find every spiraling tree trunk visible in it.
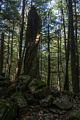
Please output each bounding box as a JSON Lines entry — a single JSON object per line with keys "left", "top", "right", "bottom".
{"left": 68, "top": 0, "right": 79, "bottom": 93}
{"left": 0, "top": 33, "right": 4, "bottom": 75}
{"left": 24, "top": 42, "right": 39, "bottom": 77}
{"left": 24, "top": 6, "right": 41, "bottom": 78}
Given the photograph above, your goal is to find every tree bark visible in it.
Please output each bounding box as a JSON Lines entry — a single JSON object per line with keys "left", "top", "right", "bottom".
{"left": 9, "top": 20, "right": 14, "bottom": 75}
{"left": 23, "top": 6, "right": 41, "bottom": 78}
{"left": 68, "top": 0, "right": 79, "bottom": 93}
{"left": 0, "top": 33, "right": 4, "bottom": 75}
{"left": 16, "top": 0, "right": 25, "bottom": 77}
{"left": 47, "top": 12, "right": 51, "bottom": 86}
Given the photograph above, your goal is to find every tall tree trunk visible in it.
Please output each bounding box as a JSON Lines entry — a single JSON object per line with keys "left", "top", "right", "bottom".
{"left": 6, "top": 29, "right": 10, "bottom": 76}
{"left": 64, "top": 18, "right": 70, "bottom": 91}
{"left": 64, "top": 35, "right": 70, "bottom": 91}
{"left": 9, "top": 20, "right": 14, "bottom": 75}
{"left": 0, "top": 33, "right": 4, "bottom": 75}
{"left": 68, "top": 0, "right": 79, "bottom": 93}
{"left": 24, "top": 6, "right": 41, "bottom": 78}
{"left": 24, "top": 41, "right": 40, "bottom": 77}
{"left": 47, "top": 12, "right": 51, "bottom": 86}
{"left": 61, "top": 0, "right": 70, "bottom": 91}
{"left": 16, "top": 0, "right": 25, "bottom": 77}
{"left": 60, "top": 0, "right": 67, "bottom": 53}
{"left": 40, "top": 36, "right": 43, "bottom": 79}
{"left": 57, "top": 31, "right": 61, "bottom": 91}
{"left": 74, "top": 0, "right": 79, "bottom": 88}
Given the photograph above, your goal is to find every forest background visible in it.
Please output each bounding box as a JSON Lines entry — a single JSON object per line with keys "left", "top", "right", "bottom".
{"left": 0, "top": 0, "right": 80, "bottom": 94}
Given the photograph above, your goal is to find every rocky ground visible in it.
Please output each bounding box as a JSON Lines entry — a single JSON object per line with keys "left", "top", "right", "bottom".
{"left": 0, "top": 75, "right": 80, "bottom": 120}
{"left": 17, "top": 91, "right": 80, "bottom": 120}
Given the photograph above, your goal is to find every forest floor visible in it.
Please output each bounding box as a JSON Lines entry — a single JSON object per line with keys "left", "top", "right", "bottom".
{"left": 17, "top": 89, "right": 80, "bottom": 120}
{"left": 0, "top": 75, "right": 80, "bottom": 120}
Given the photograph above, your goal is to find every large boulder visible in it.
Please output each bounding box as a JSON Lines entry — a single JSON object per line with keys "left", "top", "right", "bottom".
{"left": 29, "top": 78, "right": 46, "bottom": 92}
{"left": 17, "top": 75, "right": 47, "bottom": 93}
{"left": 52, "top": 96, "right": 73, "bottom": 110}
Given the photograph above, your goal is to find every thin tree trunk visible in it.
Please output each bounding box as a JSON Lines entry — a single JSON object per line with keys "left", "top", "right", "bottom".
{"left": 57, "top": 31, "right": 61, "bottom": 91}
{"left": 60, "top": 0, "right": 67, "bottom": 53}
{"left": 6, "top": 29, "right": 10, "bottom": 75}
{"left": 0, "top": 33, "right": 4, "bottom": 75}
{"left": 47, "top": 12, "right": 51, "bottom": 86}
{"left": 9, "top": 20, "right": 14, "bottom": 75}
{"left": 40, "top": 36, "right": 43, "bottom": 79}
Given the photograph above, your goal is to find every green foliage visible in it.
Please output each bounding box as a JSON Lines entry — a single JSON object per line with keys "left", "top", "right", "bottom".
{"left": 0, "top": 0, "right": 80, "bottom": 92}
{"left": 32, "top": 0, "right": 50, "bottom": 6}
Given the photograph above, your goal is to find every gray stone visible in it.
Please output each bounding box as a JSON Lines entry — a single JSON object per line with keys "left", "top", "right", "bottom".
{"left": 52, "top": 96, "right": 73, "bottom": 110}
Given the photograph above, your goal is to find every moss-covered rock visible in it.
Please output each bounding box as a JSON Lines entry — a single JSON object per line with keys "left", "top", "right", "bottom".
{"left": 40, "top": 95, "right": 53, "bottom": 107}
{"left": 52, "top": 96, "right": 73, "bottom": 110}
{"left": 11, "top": 92, "right": 27, "bottom": 108}
{"left": 29, "top": 79, "right": 47, "bottom": 92}
{"left": 0, "top": 99, "right": 17, "bottom": 120}
{"left": 16, "top": 75, "right": 31, "bottom": 90}
{"left": 33, "top": 87, "right": 51, "bottom": 99}
{"left": 18, "top": 75, "right": 31, "bottom": 81}
{"left": 69, "top": 110, "right": 80, "bottom": 120}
